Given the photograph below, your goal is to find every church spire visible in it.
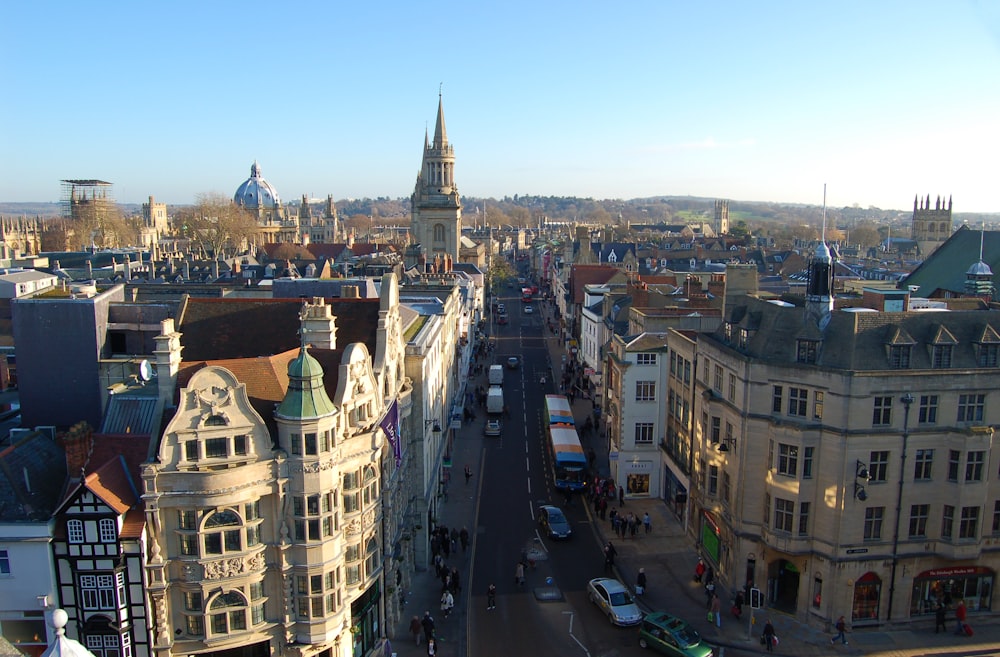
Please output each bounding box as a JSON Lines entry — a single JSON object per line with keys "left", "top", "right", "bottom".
{"left": 432, "top": 91, "right": 448, "bottom": 149}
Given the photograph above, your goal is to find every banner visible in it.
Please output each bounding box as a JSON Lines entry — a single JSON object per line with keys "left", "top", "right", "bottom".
{"left": 379, "top": 400, "right": 401, "bottom": 468}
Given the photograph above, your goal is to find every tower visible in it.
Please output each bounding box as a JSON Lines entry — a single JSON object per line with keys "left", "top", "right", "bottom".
{"left": 806, "top": 187, "right": 834, "bottom": 330}
{"left": 410, "top": 93, "right": 462, "bottom": 266}
{"left": 911, "top": 193, "right": 952, "bottom": 257}
{"left": 714, "top": 199, "right": 730, "bottom": 235}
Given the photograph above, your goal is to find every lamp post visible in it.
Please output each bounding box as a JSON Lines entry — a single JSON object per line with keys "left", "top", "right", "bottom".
{"left": 886, "top": 393, "right": 914, "bottom": 623}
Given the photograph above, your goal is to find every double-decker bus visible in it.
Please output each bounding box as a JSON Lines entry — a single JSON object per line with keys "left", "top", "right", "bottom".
{"left": 544, "top": 394, "right": 587, "bottom": 490}
{"left": 521, "top": 287, "right": 533, "bottom": 302}
{"left": 544, "top": 394, "right": 575, "bottom": 427}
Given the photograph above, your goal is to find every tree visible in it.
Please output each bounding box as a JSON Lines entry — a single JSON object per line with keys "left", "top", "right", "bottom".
{"left": 851, "top": 223, "right": 882, "bottom": 249}
{"left": 179, "top": 192, "right": 260, "bottom": 259}
{"left": 730, "top": 220, "right": 750, "bottom": 238}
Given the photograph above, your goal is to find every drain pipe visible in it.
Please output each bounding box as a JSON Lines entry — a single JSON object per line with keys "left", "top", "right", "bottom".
{"left": 886, "top": 393, "right": 914, "bottom": 623}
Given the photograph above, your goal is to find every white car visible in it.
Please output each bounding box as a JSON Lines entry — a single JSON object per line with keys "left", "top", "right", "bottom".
{"left": 524, "top": 306, "right": 534, "bottom": 314}
{"left": 484, "top": 418, "right": 502, "bottom": 436}
{"left": 587, "top": 577, "right": 643, "bottom": 626}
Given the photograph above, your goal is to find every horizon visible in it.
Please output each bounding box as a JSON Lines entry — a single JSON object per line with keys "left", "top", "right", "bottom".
{"left": 2, "top": 1, "right": 999, "bottom": 212}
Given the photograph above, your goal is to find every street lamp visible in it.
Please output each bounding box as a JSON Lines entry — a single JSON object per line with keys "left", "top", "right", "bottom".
{"left": 718, "top": 437, "right": 737, "bottom": 453}
{"left": 886, "top": 393, "right": 914, "bottom": 623}
{"left": 854, "top": 459, "right": 870, "bottom": 500}
{"left": 425, "top": 420, "right": 442, "bottom": 433}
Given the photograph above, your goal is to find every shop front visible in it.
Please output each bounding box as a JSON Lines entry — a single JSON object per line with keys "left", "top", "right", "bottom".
{"left": 909, "top": 565, "right": 994, "bottom": 616}
{"left": 852, "top": 571, "right": 882, "bottom": 623}
{"left": 624, "top": 457, "right": 654, "bottom": 497}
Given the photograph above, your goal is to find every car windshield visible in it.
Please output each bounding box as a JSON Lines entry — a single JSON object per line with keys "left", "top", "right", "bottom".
{"left": 674, "top": 625, "right": 700, "bottom": 646}
{"left": 548, "top": 509, "right": 566, "bottom": 523}
{"left": 608, "top": 590, "right": 633, "bottom": 606}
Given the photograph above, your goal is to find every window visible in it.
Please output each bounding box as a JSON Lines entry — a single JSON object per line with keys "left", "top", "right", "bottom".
{"left": 872, "top": 397, "right": 892, "bottom": 426}
{"left": 918, "top": 395, "right": 938, "bottom": 424}
{"left": 813, "top": 392, "right": 824, "bottom": 420}
{"left": 777, "top": 444, "right": 798, "bottom": 477}
{"left": 635, "top": 381, "right": 655, "bottom": 402}
{"left": 289, "top": 433, "right": 301, "bottom": 456}
{"left": 798, "top": 502, "right": 810, "bottom": 536}
{"left": 869, "top": 451, "right": 889, "bottom": 482}
{"left": 634, "top": 423, "right": 654, "bottom": 445}
{"left": 908, "top": 504, "right": 929, "bottom": 537}
{"left": 698, "top": 459, "right": 707, "bottom": 490}
{"left": 710, "top": 417, "right": 721, "bottom": 444}
{"left": 234, "top": 435, "right": 248, "bottom": 456}
{"left": 889, "top": 345, "right": 911, "bottom": 368}
{"left": 738, "top": 329, "right": 750, "bottom": 350}
{"left": 0, "top": 548, "right": 9, "bottom": 575}
{"left": 185, "top": 615, "right": 204, "bottom": 636}
{"left": 957, "top": 393, "right": 985, "bottom": 423}
{"left": 209, "top": 591, "right": 248, "bottom": 635}
{"left": 722, "top": 471, "right": 731, "bottom": 505}
{"left": 959, "top": 506, "right": 980, "bottom": 539}
{"left": 99, "top": 518, "right": 116, "bottom": 543}
{"left": 205, "top": 438, "right": 227, "bottom": 459}
{"left": 725, "top": 421, "right": 734, "bottom": 448}
{"left": 978, "top": 343, "right": 999, "bottom": 367}
{"left": 203, "top": 510, "right": 242, "bottom": 555}
{"left": 797, "top": 339, "right": 818, "bottom": 364}
{"left": 948, "top": 450, "right": 960, "bottom": 482}
{"left": 636, "top": 353, "right": 656, "bottom": 365}
{"left": 802, "top": 446, "right": 814, "bottom": 479}
{"left": 304, "top": 433, "right": 317, "bottom": 456}
{"left": 914, "top": 449, "right": 933, "bottom": 480}
{"left": 993, "top": 501, "right": 1000, "bottom": 534}
{"left": 345, "top": 544, "right": 362, "bottom": 585}
{"left": 863, "top": 507, "right": 884, "bottom": 540}
{"left": 788, "top": 387, "right": 808, "bottom": 417}
{"left": 184, "top": 591, "right": 202, "bottom": 611}
{"left": 774, "top": 498, "right": 794, "bottom": 532}
{"left": 708, "top": 465, "right": 719, "bottom": 495}
{"left": 84, "top": 633, "right": 127, "bottom": 657}
{"left": 966, "top": 451, "right": 985, "bottom": 482}
{"left": 942, "top": 505, "right": 955, "bottom": 539}
{"left": 772, "top": 386, "right": 783, "bottom": 413}
{"left": 713, "top": 365, "right": 723, "bottom": 392}
{"left": 763, "top": 493, "right": 771, "bottom": 526}
{"left": 294, "top": 492, "right": 335, "bottom": 541}
{"left": 80, "top": 573, "right": 120, "bottom": 610}
{"left": 932, "top": 345, "right": 952, "bottom": 368}
{"left": 68, "top": 519, "right": 84, "bottom": 543}
{"left": 179, "top": 510, "right": 197, "bottom": 529}
{"left": 185, "top": 441, "right": 199, "bottom": 461}
{"left": 728, "top": 374, "right": 736, "bottom": 402}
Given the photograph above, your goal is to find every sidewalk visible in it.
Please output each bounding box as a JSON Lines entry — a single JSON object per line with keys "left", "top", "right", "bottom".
{"left": 388, "top": 301, "right": 1000, "bottom": 657}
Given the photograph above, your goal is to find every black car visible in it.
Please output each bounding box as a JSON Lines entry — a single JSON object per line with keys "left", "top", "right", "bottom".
{"left": 538, "top": 504, "right": 572, "bottom": 539}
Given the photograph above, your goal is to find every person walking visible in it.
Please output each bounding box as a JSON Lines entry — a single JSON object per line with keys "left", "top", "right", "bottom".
{"left": 694, "top": 558, "right": 706, "bottom": 583}
{"left": 636, "top": 568, "right": 647, "bottom": 596}
{"left": 421, "top": 611, "right": 435, "bottom": 644}
{"left": 762, "top": 618, "right": 776, "bottom": 652}
{"left": 409, "top": 615, "right": 422, "bottom": 645}
{"left": 831, "top": 614, "right": 848, "bottom": 645}
{"left": 954, "top": 599, "right": 967, "bottom": 635}
{"left": 704, "top": 580, "right": 716, "bottom": 609}
{"left": 464, "top": 464, "right": 473, "bottom": 485}
{"left": 643, "top": 511, "right": 652, "bottom": 534}
{"left": 603, "top": 541, "right": 617, "bottom": 572}
{"left": 426, "top": 637, "right": 436, "bottom": 657}
{"left": 934, "top": 602, "right": 947, "bottom": 633}
{"left": 487, "top": 583, "right": 497, "bottom": 610}
{"left": 515, "top": 561, "right": 525, "bottom": 586}
{"left": 710, "top": 593, "right": 721, "bottom": 628}
{"left": 618, "top": 485, "right": 625, "bottom": 507}
{"left": 440, "top": 589, "right": 454, "bottom": 618}
{"left": 459, "top": 527, "right": 470, "bottom": 552}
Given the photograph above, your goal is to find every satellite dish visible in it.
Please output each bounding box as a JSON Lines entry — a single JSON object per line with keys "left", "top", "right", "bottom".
{"left": 138, "top": 360, "right": 153, "bottom": 382}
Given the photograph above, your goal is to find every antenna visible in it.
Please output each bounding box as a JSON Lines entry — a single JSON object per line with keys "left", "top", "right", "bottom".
{"left": 980, "top": 219, "right": 986, "bottom": 262}
{"left": 821, "top": 183, "right": 827, "bottom": 242}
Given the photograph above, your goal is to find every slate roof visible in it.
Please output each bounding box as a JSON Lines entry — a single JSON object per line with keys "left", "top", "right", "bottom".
{"left": 176, "top": 297, "right": 380, "bottom": 361}
{"left": 0, "top": 430, "right": 67, "bottom": 521}
{"left": 902, "top": 226, "right": 1000, "bottom": 298}
{"left": 569, "top": 265, "right": 622, "bottom": 304}
{"left": 716, "top": 295, "right": 1000, "bottom": 371}
{"left": 100, "top": 394, "right": 159, "bottom": 434}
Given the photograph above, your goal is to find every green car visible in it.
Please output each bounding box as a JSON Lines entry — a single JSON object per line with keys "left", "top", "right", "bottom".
{"left": 638, "top": 612, "right": 715, "bottom": 657}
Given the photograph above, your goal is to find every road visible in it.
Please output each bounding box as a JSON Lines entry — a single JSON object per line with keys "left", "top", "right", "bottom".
{"left": 469, "top": 286, "right": 647, "bottom": 657}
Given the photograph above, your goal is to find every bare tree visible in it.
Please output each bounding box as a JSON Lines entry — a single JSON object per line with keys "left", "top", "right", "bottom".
{"left": 179, "top": 193, "right": 260, "bottom": 259}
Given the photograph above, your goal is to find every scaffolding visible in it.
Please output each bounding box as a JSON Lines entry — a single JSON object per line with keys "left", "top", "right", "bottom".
{"left": 61, "top": 179, "right": 114, "bottom": 222}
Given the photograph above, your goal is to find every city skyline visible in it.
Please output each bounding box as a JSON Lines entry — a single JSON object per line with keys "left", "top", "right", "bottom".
{"left": 2, "top": 1, "right": 999, "bottom": 212}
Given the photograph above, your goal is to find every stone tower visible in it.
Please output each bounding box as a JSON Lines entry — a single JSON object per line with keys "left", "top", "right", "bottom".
{"left": 714, "top": 199, "right": 730, "bottom": 235}
{"left": 410, "top": 94, "right": 462, "bottom": 266}
{"left": 911, "top": 194, "right": 952, "bottom": 257}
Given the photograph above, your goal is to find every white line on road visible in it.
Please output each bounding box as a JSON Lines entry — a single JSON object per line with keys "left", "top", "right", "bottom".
{"left": 562, "top": 611, "right": 590, "bottom": 657}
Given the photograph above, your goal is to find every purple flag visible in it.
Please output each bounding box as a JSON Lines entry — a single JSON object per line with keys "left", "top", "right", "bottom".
{"left": 379, "top": 400, "right": 401, "bottom": 467}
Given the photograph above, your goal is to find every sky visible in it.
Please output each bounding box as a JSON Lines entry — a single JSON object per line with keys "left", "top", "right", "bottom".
{"left": 2, "top": 1, "right": 999, "bottom": 212}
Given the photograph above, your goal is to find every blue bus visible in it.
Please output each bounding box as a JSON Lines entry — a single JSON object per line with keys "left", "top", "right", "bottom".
{"left": 544, "top": 394, "right": 575, "bottom": 428}
{"left": 548, "top": 425, "right": 588, "bottom": 491}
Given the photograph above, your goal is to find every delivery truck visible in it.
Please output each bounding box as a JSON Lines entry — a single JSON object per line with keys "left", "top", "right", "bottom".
{"left": 487, "top": 386, "right": 504, "bottom": 414}
{"left": 489, "top": 364, "right": 503, "bottom": 386}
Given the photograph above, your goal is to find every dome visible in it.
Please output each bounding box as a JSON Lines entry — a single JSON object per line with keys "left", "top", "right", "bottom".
{"left": 967, "top": 260, "right": 993, "bottom": 276}
{"left": 814, "top": 240, "right": 831, "bottom": 263}
{"left": 276, "top": 346, "right": 336, "bottom": 420}
{"left": 234, "top": 161, "right": 281, "bottom": 210}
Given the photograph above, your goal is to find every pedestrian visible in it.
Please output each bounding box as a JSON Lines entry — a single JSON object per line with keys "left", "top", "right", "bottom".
{"left": 426, "top": 637, "right": 436, "bottom": 657}
{"left": 421, "top": 611, "right": 435, "bottom": 643}
{"left": 604, "top": 541, "right": 617, "bottom": 571}
{"left": 409, "top": 615, "right": 422, "bottom": 645}
{"left": 459, "top": 527, "right": 470, "bottom": 552}
{"left": 935, "top": 602, "right": 947, "bottom": 633}
{"left": 954, "top": 599, "right": 967, "bottom": 635}
{"left": 711, "top": 593, "right": 721, "bottom": 628}
{"left": 450, "top": 567, "right": 461, "bottom": 594}
{"left": 831, "top": 614, "right": 848, "bottom": 645}
{"left": 609, "top": 508, "right": 618, "bottom": 529}
{"left": 705, "top": 566, "right": 715, "bottom": 586}
{"left": 643, "top": 511, "right": 652, "bottom": 534}
{"left": 440, "top": 589, "right": 454, "bottom": 618}
{"left": 762, "top": 619, "right": 776, "bottom": 652}
{"left": 694, "top": 558, "right": 706, "bottom": 583}
{"left": 636, "top": 568, "right": 647, "bottom": 596}
{"left": 487, "top": 583, "right": 497, "bottom": 610}
{"left": 705, "top": 581, "right": 716, "bottom": 608}
{"left": 733, "top": 590, "right": 745, "bottom": 618}
{"left": 515, "top": 561, "right": 525, "bottom": 586}
{"left": 618, "top": 485, "right": 625, "bottom": 507}
{"left": 464, "top": 464, "right": 473, "bottom": 485}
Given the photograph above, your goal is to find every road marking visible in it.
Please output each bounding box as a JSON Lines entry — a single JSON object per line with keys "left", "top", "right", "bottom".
{"left": 562, "top": 612, "right": 591, "bottom": 656}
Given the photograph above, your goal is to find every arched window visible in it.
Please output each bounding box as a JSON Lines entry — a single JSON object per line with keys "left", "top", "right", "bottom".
{"left": 364, "top": 535, "right": 380, "bottom": 579}
{"left": 209, "top": 591, "right": 248, "bottom": 635}
{"left": 433, "top": 224, "right": 445, "bottom": 243}
{"left": 68, "top": 519, "right": 85, "bottom": 544}
{"left": 205, "top": 414, "right": 227, "bottom": 426}
{"left": 362, "top": 465, "right": 379, "bottom": 506}
{"left": 203, "top": 510, "right": 243, "bottom": 555}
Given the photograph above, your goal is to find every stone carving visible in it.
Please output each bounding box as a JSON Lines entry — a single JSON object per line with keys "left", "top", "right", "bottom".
{"left": 345, "top": 518, "right": 362, "bottom": 536}
{"left": 204, "top": 557, "right": 247, "bottom": 579}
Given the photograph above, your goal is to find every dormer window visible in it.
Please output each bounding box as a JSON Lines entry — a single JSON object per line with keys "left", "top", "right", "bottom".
{"left": 797, "top": 340, "right": 819, "bottom": 364}
{"left": 723, "top": 322, "right": 732, "bottom": 343}
{"left": 978, "top": 343, "right": 999, "bottom": 367}
{"left": 889, "top": 345, "right": 911, "bottom": 368}
{"left": 738, "top": 328, "right": 751, "bottom": 350}
{"left": 932, "top": 344, "right": 953, "bottom": 368}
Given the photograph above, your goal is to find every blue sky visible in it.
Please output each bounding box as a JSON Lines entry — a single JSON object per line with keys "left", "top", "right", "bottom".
{"left": 2, "top": 1, "right": 999, "bottom": 212}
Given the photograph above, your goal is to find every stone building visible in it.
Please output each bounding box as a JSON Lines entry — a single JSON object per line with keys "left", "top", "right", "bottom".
{"left": 410, "top": 96, "right": 461, "bottom": 265}
{"left": 911, "top": 194, "right": 952, "bottom": 257}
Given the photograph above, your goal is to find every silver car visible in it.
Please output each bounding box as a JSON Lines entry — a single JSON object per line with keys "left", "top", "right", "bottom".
{"left": 587, "top": 577, "right": 643, "bottom": 626}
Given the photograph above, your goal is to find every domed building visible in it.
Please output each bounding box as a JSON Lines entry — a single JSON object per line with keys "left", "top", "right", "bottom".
{"left": 234, "top": 161, "right": 299, "bottom": 243}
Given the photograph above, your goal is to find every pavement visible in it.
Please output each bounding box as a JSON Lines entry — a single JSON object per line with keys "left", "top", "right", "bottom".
{"left": 387, "top": 300, "right": 1000, "bottom": 657}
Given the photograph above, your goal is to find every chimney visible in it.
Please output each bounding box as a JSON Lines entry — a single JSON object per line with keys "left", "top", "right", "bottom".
{"left": 341, "top": 285, "right": 360, "bottom": 299}
{"left": 300, "top": 297, "right": 338, "bottom": 349}
{"left": 154, "top": 318, "right": 183, "bottom": 409}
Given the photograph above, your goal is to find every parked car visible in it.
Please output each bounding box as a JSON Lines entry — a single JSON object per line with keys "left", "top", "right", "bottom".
{"left": 484, "top": 418, "right": 502, "bottom": 437}
{"left": 537, "top": 504, "right": 572, "bottom": 539}
{"left": 507, "top": 357, "right": 519, "bottom": 369}
{"left": 587, "top": 578, "right": 643, "bottom": 626}
{"left": 638, "top": 612, "right": 715, "bottom": 657}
